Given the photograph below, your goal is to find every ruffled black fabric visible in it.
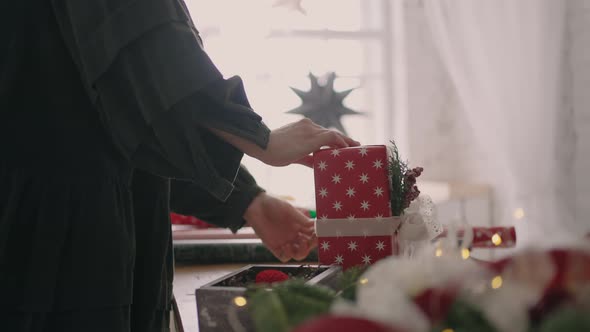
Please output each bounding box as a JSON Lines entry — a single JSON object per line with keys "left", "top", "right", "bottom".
{"left": 171, "top": 165, "right": 265, "bottom": 233}
{"left": 0, "top": 163, "right": 135, "bottom": 312}
{"left": 0, "top": 0, "right": 269, "bottom": 323}
{"left": 53, "top": 0, "right": 270, "bottom": 201}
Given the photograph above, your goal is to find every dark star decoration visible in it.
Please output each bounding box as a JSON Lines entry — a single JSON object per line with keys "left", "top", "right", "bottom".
{"left": 287, "top": 72, "right": 361, "bottom": 135}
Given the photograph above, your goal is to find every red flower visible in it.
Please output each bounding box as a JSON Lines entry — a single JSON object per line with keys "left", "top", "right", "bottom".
{"left": 413, "top": 288, "right": 457, "bottom": 323}
{"left": 291, "top": 315, "right": 402, "bottom": 332}
{"left": 255, "top": 269, "right": 289, "bottom": 284}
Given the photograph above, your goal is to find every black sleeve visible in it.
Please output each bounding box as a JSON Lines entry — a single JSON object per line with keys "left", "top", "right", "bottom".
{"left": 51, "top": 0, "right": 270, "bottom": 201}
{"left": 170, "top": 165, "right": 264, "bottom": 233}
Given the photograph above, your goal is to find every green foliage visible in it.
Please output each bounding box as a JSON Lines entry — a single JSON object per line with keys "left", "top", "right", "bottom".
{"left": 247, "top": 280, "right": 337, "bottom": 332}
{"left": 388, "top": 140, "right": 408, "bottom": 216}
{"left": 432, "top": 300, "right": 498, "bottom": 332}
{"left": 335, "top": 266, "right": 367, "bottom": 301}
{"left": 535, "top": 306, "right": 590, "bottom": 332}
{"left": 249, "top": 290, "right": 290, "bottom": 332}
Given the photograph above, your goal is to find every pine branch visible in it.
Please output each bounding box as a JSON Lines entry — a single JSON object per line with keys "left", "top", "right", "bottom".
{"left": 388, "top": 140, "right": 408, "bottom": 216}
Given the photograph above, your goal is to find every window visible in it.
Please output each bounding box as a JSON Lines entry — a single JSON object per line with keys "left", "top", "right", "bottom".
{"left": 184, "top": 0, "right": 404, "bottom": 207}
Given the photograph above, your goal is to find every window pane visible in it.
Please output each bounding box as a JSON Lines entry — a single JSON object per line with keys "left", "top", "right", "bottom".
{"left": 184, "top": 0, "right": 387, "bottom": 204}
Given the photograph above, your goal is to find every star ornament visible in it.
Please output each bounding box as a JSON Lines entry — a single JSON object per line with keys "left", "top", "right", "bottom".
{"left": 286, "top": 73, "right": 361, "bottom": 135}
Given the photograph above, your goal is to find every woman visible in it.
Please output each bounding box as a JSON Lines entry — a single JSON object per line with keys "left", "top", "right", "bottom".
{"left": 0, "top": 0, "right": 358, "bottom": 331}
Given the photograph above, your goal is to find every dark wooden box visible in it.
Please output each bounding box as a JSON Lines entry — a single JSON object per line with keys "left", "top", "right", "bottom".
{"left": 195, "top": 264, "right": 341, "bottom": 332}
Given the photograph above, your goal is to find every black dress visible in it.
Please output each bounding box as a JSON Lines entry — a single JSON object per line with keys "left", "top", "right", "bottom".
{"left": 0, "top": 0, "right": 269, "bottom": 330}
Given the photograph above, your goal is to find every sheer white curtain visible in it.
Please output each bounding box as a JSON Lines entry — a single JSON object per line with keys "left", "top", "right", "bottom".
{"left": 423, "top": 0, "right": 576, "bottom": 247}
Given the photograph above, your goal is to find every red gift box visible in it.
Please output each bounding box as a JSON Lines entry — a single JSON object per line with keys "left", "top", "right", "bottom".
{"left": 314, "top": 146, "right": 399, "bottom": 269}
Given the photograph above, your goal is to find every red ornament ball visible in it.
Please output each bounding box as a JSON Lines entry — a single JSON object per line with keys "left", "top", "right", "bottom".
{"left": 255, "top": 269, "right": 289, "bottom": 284}
{"left": 291, "top": 315, "right": 401, "bottom": 332}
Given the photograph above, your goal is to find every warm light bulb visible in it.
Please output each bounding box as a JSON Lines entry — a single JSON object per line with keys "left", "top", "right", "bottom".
{"left": 461, "top": 248, "right": 471, "bottom": 260}
{"left": 491, "top": 233, "right": 502, "bottom": 246}
{"left": 491, "top": 276, "right": 503, "bottom": 289}
{"left": 233, "top": 296, "right": 247, "bottom": 307}
{"left": 442, "top": 329, "right": 455, "bottom": 332}
{"left": 435, "top": 248, "right": 443, "bottom": 257}
{"left": 359, "top": 278, "right": 369, "bottom": 285}
{"left": 513, "top": 208, "right": 525, "bottom": 220}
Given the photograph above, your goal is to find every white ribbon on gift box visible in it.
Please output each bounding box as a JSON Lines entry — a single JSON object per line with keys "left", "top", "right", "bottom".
{"left": 315, "top": 195, "right": 443, "bottom": 256}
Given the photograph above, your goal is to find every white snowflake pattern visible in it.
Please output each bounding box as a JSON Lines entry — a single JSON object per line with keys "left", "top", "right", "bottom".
{"left": 347, "top": 214, "right": 356, "bottom": 222}
{"left": 373, "top": 186, "right": 384, "bottom": 197}
{"left": 317, "top": 161, "right": 328, "bottom": 171}
{"left": 345, "top": 187, "right": 356, "bottom": 198}
{"left": 362, "top": 254, "right": 372, "bottom": 265}
{"left": 347, "top": 241, "right": 358, "bottom": 251}
{"left": 332, "top": 174, "right": 342, "bottom": 184}
{"left": 334, "top": 254, "right": 344, "bottom": 265}
{"left": 344, "top": 160, "right": 355, "bottom": 170}
{"left": 373, "top": 159, "right": 383, "bottom": 169}
{"left": 319, "top": 188, "right": 328, "bottom": 198}
{"left": 360, "top": 201, "right": 371, "bottom": 211}
{"left": 376, "top": 241, "right": 386, "bottom": 251}
{"left": 320, "top": 241, "right": 331, "bottom": 251}
{"left": 330, "top": 150, "right": 341, "bottom": 157}
{"left": 332, "top": 201, "right": 343, "bottom": 211}
{"left": 359, "top": 173, "right": 370, "bottom": 184}
{"left": 359, "top": 147, "right": 368, "bottom": 156}
{"left": 319, "top": 215, "right": 328, "bottom": 222}
{"left": 375, "top": 213, "right": 384, "bottom": 221}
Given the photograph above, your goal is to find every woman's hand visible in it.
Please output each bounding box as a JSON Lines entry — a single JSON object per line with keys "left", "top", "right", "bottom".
{"left": 212, "top": 119, "right": 360, "bottom": 167}
{"left": 244, "top": 192, "right": 317, "bottom": 262}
